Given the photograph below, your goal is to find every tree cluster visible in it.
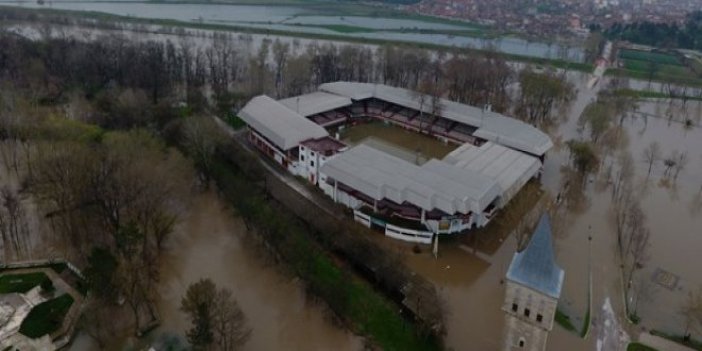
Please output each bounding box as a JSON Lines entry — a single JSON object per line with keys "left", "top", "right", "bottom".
{"left": 181, "top": 279, "right": 250, "bottom": 351}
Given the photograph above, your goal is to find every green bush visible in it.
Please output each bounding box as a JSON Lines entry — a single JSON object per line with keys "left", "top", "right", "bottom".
{"left": 40, "top": 279, "right": 55, "bottom": 293}
{"left": 19, "top": 294, "right": 74, "bottom": 338}
{"left": 627, "top": 342, "right": 658, "bottom": 351}
{"left": 0, "top": 272, "right": 50, "bottom": 294}
{"left": 555, "top": 309, "right": 577, "bottom": 332}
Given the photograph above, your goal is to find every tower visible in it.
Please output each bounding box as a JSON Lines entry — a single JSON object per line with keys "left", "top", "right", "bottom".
{"left": 502, "top": 215, "right": 564, "bottom": 351}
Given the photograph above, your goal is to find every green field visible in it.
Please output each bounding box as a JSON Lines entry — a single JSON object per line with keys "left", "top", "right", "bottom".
{"left": 615, "top": 48, "right": 702, "bottom": 85}
{"left": 19, "top": 294, "right": 75, "bottom": 338}
{"left": 627, "top": 342, "right": 658, "bottom": 351}
{"left": 619, "top": 49, "right": 682, "bottom": 65}
{"left": 0, "top": 272, "right": 50, "bottom": 294}
{"left": 622, "top": 59, "right": 690, "bottom": 77}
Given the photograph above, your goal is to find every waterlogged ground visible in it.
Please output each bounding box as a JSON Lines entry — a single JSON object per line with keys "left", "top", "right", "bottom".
{"left": 0, "top": 1, "right": 585, "bottom": 61}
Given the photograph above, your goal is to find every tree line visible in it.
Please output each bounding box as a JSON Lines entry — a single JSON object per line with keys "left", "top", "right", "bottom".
{"left": 1, "top": 22, "right": 573, "bottom": 127}
{"left": 603, "top": 11, "right": 702, "bottom": 50}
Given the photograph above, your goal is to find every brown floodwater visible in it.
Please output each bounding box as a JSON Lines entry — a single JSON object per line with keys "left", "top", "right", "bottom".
{"left": 10, "top": 20, "right": 702, "bottom": 348}
{"left": 71, "top": 191, "right": 363, "bottom": 350}
{"left": 370, "top": 75, "right": 702, "bottom": 351}
{"left": 154, "top": 191, "right": 363, "bottom": 350}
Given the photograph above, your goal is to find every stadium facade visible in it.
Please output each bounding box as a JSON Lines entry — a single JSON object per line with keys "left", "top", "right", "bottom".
{"left": 238, "top": 82, "right": 553, "bottom": 243}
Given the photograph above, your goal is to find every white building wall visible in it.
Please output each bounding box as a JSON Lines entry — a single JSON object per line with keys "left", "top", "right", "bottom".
{"left": 501, "top": 280, "right": 558, "bottom": 351}
{"left": 502, "top": 280, "right": 558, "bottom": 332}
{"left": 299, "top": 146, "right": 340, "bottom": 185}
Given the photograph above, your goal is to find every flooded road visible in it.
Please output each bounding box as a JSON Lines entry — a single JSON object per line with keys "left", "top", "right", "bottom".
{"left": 154, "top": 191, "right": 363, "bottom": 350}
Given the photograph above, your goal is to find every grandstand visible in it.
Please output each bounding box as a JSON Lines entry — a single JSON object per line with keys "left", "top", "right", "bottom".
{"left": 238, "top": 82, "right": 553, "bottom": 243}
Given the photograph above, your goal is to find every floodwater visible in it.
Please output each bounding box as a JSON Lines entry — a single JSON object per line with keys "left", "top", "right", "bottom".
{"left": 6, "top": 18, "right": 702, "bottom": 349}
{"left": 0, "top": 1, "right": 584, "bottom": 61}
{"left": 340, "top": 121, "right": 457, "bottom": 160}
{"left": 541, "top": 77, "right": 702, "bottom": 347}
{"left": 71, "top": 191, "right": 363, "bottom": 350}
{"left": 154, "top": 191, "right": 363, "bottom": 350}
{"left": 366, "top": 72, "right": 702, "bottom": 351}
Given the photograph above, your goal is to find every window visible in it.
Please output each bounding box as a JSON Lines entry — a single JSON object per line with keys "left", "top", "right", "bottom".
{"left": 519, "top": 339, "right": 525, "bottom": 348}
{"left": 310, "top": 160, "right": 315, "bottom": 167}
{"left": 511, "top": 303, "right": 518, "bottom": 312}
{"left": 537, "top": 314, "right": 543, "bottom": 322}
{"left": 524, "top": 308, "right": 530, "bottom": 318}
{"left": 301, "top": 155, "right": 305, "bottom": 161}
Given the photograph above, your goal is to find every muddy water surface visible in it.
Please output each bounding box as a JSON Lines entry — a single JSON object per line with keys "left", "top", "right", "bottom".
{"left": 154, "top": 191, "right": 364, "bottom": 350}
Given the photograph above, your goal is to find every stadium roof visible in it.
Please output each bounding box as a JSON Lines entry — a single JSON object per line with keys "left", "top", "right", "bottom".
{"left": 506, "top": 215, "right": 564, "bottom": 299}
{"left": 238, "top": 95, "right": 329, "bottom": 151}
{"left": 319, "top": 82, "right": 553, "bottom": 156}
{"left": 279, "top": 91, "right": 352, "bottom": 117}
{"left": 320, "top": 143, "right": 502, "bottom": 214}
{"left": 444, "top": 142, "right": 542, "bottom": 203}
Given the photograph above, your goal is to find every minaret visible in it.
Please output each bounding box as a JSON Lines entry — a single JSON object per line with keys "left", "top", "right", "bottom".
{"left": 502, "top": 215, "right": 564, "bottom": 351}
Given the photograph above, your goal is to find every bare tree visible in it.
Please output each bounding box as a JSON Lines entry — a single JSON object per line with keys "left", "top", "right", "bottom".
{"left": 642, "top": 142, "right": 661, "bottom": 176}
{"left": 181, "top": 116, "right": 227, "bottom": 186}
{"left": 673, "top": 151, "right": 688, "bottom": 180}
{"left": 182, "top": 278, "right": 251, "bottom": 351}
{"left": 0, "top": 186, "right": 30, "bottom": 260}
{"left": 680, "top": 287, "right": 702, "bottom": 340}
{"left": 272, "top": 39, "right": 290, "bottom": 98}
{"left": 516, "top": 69, "right": 575, "bottom": 126}
{"left": 212, "top": 288, "right": 251, "bottom": 351}
{"left": 663, "top": 151, "right": 678, "bottom": 178}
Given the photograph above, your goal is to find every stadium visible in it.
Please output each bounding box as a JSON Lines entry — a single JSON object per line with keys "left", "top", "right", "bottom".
{"left": 238, "top": 82, "right": 553, "bottom": 243}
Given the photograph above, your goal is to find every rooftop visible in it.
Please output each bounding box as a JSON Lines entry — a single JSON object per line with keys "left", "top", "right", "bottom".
{"left": 238, "top": 95, "right": 329, "bottom": 151}
{"left": 300, "top": 136, "right": 347, "bottom": 155}
{"left": 320, "top": 143, "right": 502, "bottom": 214}
{"left": 505, "top": 215, "right": 564, "bottom": 299}
{"left": 279, "top": 91, "right": 352, "bottom": 117}
{"left": 319, "top": 81, "right": 553, "bottom": 156}
{"left": 444, "top": 142, "right": 542, "bottom": 202}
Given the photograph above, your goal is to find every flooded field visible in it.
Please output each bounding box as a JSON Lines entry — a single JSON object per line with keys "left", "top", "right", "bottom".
{"left": 541, "top": 80, "right": 702, "bottom": 346}
{"left": 0, "top": 1, "right": 585, "bottom": 61}
{"left": 340, "top": 121, "right": 457, "bottom": 160}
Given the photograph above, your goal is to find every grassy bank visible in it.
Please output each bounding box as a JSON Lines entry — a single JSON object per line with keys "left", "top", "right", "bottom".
{"left": 554, "top": 308, "right": 577, "bottom": 332}
{"left": 613, "top": 88, "right": 702, "bottom": 101}
{"left": 207, "top": 144, "right": 441, "bottom": 351}
{"left": 627, "top": 342, "right": 658, "bottom": 351}
{"left": 606, "top": 68, "right": 702, "bottom": 87}
{"left": 651, "top": 330, "right": 702, "bottom": 351}
{"left": 1, "top": 5, "right": 593, "bottom": 72}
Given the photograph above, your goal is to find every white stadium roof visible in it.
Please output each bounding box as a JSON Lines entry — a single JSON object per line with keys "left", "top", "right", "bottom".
{"left": 279, "top": 91, "right": 352, "bottom": 117}
{"left": 320, "top": 143, "right": 502, "bottom": 215}
{"left": 444, "top": 142, "right": 542, "bottom": 205}
{"left": 319, "top": 82, "right": 553, "bottom": 156}
{"left": 238, "top": 95, "right": 328, "bottom": 151}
